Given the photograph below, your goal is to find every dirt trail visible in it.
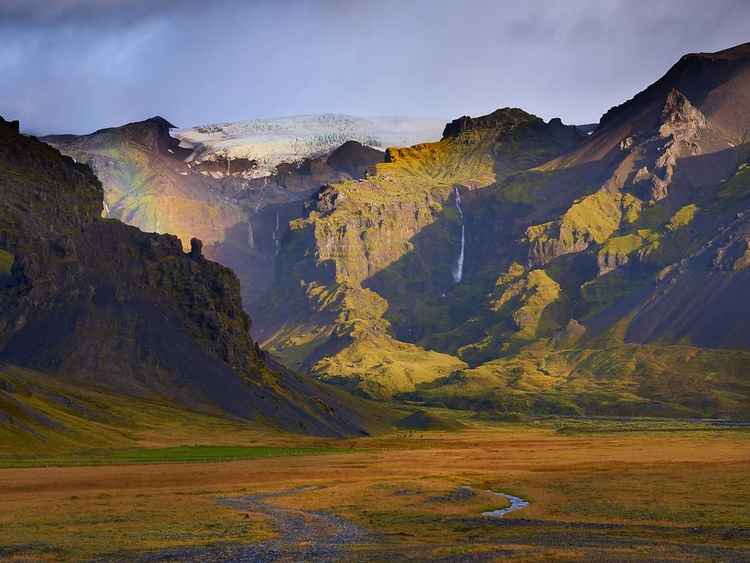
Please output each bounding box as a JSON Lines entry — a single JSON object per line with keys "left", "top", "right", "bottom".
{"left": 134, "top": 486, "right": 369, "bottom": 562}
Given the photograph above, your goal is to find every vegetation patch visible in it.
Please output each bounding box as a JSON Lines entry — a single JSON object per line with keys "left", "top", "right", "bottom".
{"left": 0, "top": 445, "right": 350, "bottom": 469}
{"left": 0, "top": 249, "right": 13, "bottom": 276}
{"left": 394, "top": 410, "right": 465, "bottom": 431}
{"left": 667, "top": 203, "right": 699, "bottom": 231}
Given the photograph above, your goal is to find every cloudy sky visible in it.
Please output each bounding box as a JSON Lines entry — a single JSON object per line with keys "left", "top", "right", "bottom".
{"left": 1, "top": 0, "right": 749, "bottom": 134}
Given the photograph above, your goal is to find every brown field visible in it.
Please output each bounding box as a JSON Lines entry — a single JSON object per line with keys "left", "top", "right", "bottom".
{"left": 1, "top": 419, "right": 749, "bottom": 561}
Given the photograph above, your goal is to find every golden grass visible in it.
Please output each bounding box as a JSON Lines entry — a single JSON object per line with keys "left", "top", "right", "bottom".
{"left": 1, "top": 420, "right": 748, "bottom": 560}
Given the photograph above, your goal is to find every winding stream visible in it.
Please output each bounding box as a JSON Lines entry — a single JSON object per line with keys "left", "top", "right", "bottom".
{"left": 481, "top": 490, "right": 530, "bottom": 518}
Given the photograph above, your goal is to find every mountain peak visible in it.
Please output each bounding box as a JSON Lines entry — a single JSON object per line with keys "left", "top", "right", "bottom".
{"left": 81, "top": 115, "right": 189, "bottom": 158}
{"left": 597, "top": 42, "right": 750, "bottom": 135}
{"left": 442, "top": 108, "right": 541, "bottom": 139}
{"left": 0, "top": 115, "right": 20, "bottom": 135}
{"left": 682, "top": 41, "right": 750, "bottom": 62}
{"left": 145, "top": 115, "right": 177, "bottom": 129}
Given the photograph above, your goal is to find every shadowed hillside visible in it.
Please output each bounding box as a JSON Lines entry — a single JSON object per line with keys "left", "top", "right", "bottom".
{"left": 0, "top": 116, "right": 388, "bottom": 437}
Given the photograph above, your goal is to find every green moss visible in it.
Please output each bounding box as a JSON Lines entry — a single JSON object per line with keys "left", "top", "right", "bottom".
{"left": 526, "top": 189, "right": 622, "bottom": 252}
{"left": 667, "top": 204, "right": 699, "bottom": 231}
{"left": 0, "top": 249, "right": 13, "bottom": 276}
{"left": 621, "top": 193, "right": 643, "bottom": 224}
{"left": 719, "top": 162, "right": 750, "bottom": 201}
{"left": 408, "top": 342, "right": 750, "bottom": 419}
{"left": 489, "top": 268, "right": 562, "bottom": 341}
{"left": 313, "top": 332, "right": 467, "bottom": 399}
{"left": 580, "top": 271, "right": 644, "bottom": 318}
{"left": 563, "top": 190, "right": 622, "bottom": 243}
{"left": 632, "top": 203, "right": 671, "bottom": 230}
{"left": 600, "top": 229, "right": 661, "bottom": 257}
{"left": 498, "top": 172, "right": 548, "bottom": 204}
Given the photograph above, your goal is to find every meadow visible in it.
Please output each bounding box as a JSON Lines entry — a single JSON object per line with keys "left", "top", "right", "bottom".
{"left": 1, "top": 412, "right": 749, "bottom": 561}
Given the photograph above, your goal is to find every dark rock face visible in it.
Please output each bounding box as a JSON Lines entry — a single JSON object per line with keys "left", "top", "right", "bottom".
{"left": 326, "top": 140, "right": 384, "bottom": 177}
{"left": 0, "top": 116, "right": 370, "bottom": 436}
{"left": 191, "top": 156, "right": 258, "bottom": 176}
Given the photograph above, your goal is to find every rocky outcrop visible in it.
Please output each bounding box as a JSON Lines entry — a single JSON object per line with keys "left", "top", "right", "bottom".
{"left": 191, "top": 155, "right": 258, "bottom": 177}
{"left": 326, "top": 140, "right": 384, "bottom": 177}
{"left": 310, "top": 187, "right": 443, "bottom": 285}
{"left": 631, "top": 89, "right": 711, "bottom": 202}
{"left": 442, "top": 108, "right": 543, "bottom": 139}
{"left": 42, "top": 117, "right": 248, "bottom": 253}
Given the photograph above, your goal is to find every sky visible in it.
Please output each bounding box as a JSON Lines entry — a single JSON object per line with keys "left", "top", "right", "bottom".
{"left": 1, "top": 0, "right": 749, "bottom": 134}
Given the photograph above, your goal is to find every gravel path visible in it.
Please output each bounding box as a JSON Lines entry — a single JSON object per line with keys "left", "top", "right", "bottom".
{"left": 132, "top": 486, "right": 369, "bottom": 562}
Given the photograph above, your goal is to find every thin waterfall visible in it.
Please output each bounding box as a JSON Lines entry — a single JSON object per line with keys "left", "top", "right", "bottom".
{"left": 452, "top": 186, "right": 465, "bottom": 283}
{"left": 247, "top": 216, "right": 255, "bottom": 249}
{"left": 272, "top": 210, "right": 281, "bottom": 255}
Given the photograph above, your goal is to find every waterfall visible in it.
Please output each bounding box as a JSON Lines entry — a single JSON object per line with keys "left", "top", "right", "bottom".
{"left": 452, "top": 186, "right": 465, "bottom": 284}
{"left": 272, "top": 210, "right": 281, "bottom": 255}
{"left": 247, "top": 217, "right": 255, "bottom": 249}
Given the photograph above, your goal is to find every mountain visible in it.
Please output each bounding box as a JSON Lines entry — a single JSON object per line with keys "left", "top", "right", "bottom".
{"left": 0, "top": 115, "right": 381, "bottom": 437}
{"left": 254, "top": 43, "right": 750, "bottom": 418}
{"left": 43, "top": 118, "right": 392, "bottom": 306}
{"left": 254, "top": 109, "right": 584, "bottom": 397}
{"left": 35, "top": 43, "right": 750, "bottom": 419}
{"left": 174, "top": 114, "right": 445, "bottom": 178}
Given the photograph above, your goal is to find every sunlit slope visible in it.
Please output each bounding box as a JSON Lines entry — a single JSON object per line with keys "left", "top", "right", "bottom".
{"left": 259, "top": 44, "right": 750, "bottom": 416}
{"left": 256, "top": 110, "right": 583, "bottom": 397}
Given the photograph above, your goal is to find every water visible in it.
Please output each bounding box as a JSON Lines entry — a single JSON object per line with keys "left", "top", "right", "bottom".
{"left": 481, "top": 491, "right": 530, "bottom": 518}
{"left": 247, "top": 217, "right": 255, "bottom": 249}
{"left": 272, "top": 211, "right": 281, "bottom": 256}
{"left": 452, "top": 186, "right": 465, "bottom": 283}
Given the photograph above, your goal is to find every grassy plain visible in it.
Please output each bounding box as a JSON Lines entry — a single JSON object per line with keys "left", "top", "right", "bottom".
{"left": 1, "top": 412, "right": 749, "bottom": 561}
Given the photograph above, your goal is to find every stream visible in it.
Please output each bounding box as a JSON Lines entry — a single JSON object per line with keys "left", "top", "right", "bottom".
{"left": 480, "top": 490, "right": 530, "bottom": 518}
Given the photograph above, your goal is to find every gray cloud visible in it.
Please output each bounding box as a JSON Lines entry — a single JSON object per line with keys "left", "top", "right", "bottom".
{"left": 1, "top": 0, "right": 748, "bottom": 134}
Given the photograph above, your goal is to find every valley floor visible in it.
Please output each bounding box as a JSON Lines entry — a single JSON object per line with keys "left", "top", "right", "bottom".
{"left": 1, "top": 417, "right": 749, "bottom": 562}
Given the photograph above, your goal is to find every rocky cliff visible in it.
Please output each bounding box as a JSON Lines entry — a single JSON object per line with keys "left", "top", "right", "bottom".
{"left": 0, "top": 116, "right": 376, "bottom": 436}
